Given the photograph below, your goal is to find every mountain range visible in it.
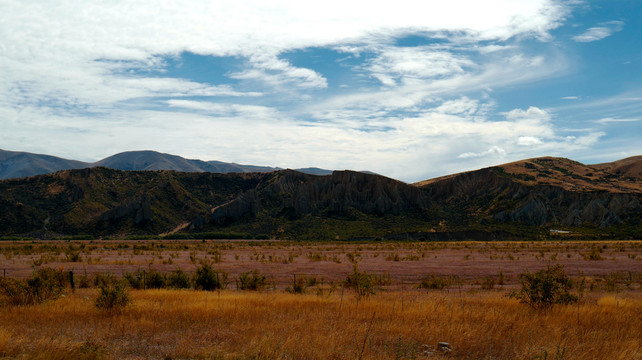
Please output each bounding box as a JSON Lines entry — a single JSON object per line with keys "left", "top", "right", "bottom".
{"left": 0, "top": 151, "right": 641, "bottom": 240}
{"left": 0, "top": 149, "right": 332, "bottom": 180}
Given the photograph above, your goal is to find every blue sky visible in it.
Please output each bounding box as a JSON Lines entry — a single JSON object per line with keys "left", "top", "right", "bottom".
{"left": 1, "top": 0, "right": 641, "bottom": 182}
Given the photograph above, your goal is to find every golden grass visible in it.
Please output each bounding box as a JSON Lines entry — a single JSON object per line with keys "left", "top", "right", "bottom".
{"left": 1, "top": 289, "right": 640, "bottom": 359}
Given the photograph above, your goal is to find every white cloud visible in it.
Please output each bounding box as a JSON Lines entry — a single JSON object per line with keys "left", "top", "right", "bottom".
{"left": 166, "top": 100, "right": 280, "bottom": 120}
{"left": 0, "top": 0, "right": 568, "bottom": 108}
{"left": 595, "top": 117, "right": 640, "bottom": 125}
{"left": 572, "top": 21, "right": 624, "bottom": 42}
{"left": 517, "top": 136, "right": 542, "bottom": 146}
{"left": 505, "top": 106, "right": 550, "bottom": 122}
{"left": 230, "top": 54, "right": 328, "bottom": 89}
{"left": 435, "top": 97, "right": 481, "bottom": 115}
{"left": 367, "top": 46, "right": 475, "bottom": 86}
{"left": 458, "top": 146, "right": 507, "bottom": 159}
{"left": 2, "top": 0, "right": 604, "bottom": 182}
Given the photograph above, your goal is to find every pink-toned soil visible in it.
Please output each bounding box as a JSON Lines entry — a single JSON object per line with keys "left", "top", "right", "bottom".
{"left": 1, "top": 240, "right": 640, "bottom": 289}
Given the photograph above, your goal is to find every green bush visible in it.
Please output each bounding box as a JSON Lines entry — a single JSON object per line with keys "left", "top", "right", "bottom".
{"left": 417, "top": 274, "right": 448, "bottom": 290}
{"left": 286, "top": 274, "right": 309, "bottom": 294}
{"left": 123, "top": 269, "right": 167, "bottom": 289}
{"left": 237, "top": 270, "right": 267, "bottom": 291}
{"left": 193, "top": 264, "right": 227, "bottom": 290}
{"left": 93, "top": 273, "right": 117, "bottom": 288}
{"left": 343, "top": 264, "right": 377, "bottom": 297}
{"left": 123, "top": 270, "right": 144, "bottom": 289}
{"left": 509, "top": 265, "right": 578, "bottom": 310}
{"left": 0, "top": 267, "right": 68, "bottom": 305}
{"left": 481, "top": 276, "right": 496, "bottom": 290}
{"left": 146, "top": 269, "right": 166, "bottom": 289}
{"left": 167, "top": 269, "right": 191, "bottom": 289}
{"left": 95, "top": 281, "right": 131, "bottom": 313}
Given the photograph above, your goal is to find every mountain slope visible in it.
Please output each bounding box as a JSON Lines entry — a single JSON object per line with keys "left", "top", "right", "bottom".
{"left": 0, "top": 167, "right": 270, "bottom": 236}
{"left": 592, "top": 156, "right": 642, "bottom": 179}
{"left": 1, "top": 155, "right": 641, "bottom": 240}
{"left": 0, "top": 149, "right": 88, "bottom": 180}
{"left": 0, "top": 167, "right": 429, "bottom": 239}
{"left": 416, "top": 156, "right": 642, "bottom": 230}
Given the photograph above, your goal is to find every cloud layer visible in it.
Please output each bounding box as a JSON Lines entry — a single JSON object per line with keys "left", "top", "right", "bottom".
{"left": 1, "top": 0, "right": 634, "bottom": 181}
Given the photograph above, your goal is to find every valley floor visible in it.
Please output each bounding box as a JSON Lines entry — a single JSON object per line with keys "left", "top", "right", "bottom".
{"left": 1, "top": 240, "right": 640, "bottom": 288}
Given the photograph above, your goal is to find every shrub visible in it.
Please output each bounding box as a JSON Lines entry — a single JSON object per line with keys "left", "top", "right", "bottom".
{"left": 124, "top": 269, "right": 167, "bottom": 289}
{"left": 193, "top": 264, "right": 227, "bottom": 291}
{"left": 286, "top": 274, "right": 309, "bottom": 294}
{"left": 95, "top": 282, "right": 131, "bottom": 313}
{"left": 237, "top": 270, "right": 267, "bottom": 291}
{"left": 167, "top": 269, "right": 191, "bottom": 289}
{"left": 93, "top": 273, "right": 117, "bottom": 288}
{"left": 123, "top": 270, "right": 145, "bottom": 289}
{"left": 509, "top": 265, "right": 578, "bottom": 310}
{"left": 417, "top": 274, "right": 448, "bottom": 290}
{"left": 0, "top": 267, "right": 68, "bottom": 306}
{"left": 481, "top": 276, "right": 496, "bottom": 290}
{"left": 344, "top": 264, "right": 377, "bottom": 297}
{"left": 145, "top": 269, "right": 166, "bottom": 289}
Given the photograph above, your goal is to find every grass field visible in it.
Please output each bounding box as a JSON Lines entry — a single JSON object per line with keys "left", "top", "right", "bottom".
{"left": 0, "top": 289, "right": 640, "bottom": 359}
{"left": 0, "top": 240, "right": 640, "bottom": 359}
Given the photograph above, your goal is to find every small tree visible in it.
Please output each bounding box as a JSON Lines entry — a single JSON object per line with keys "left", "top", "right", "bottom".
{"left": 509, "top": 265, "right": 578, "bottom": 310}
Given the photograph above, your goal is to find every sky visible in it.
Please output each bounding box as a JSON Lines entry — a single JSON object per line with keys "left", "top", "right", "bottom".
{"left": 1, "top": 0, "right": 641, "bottom": 182}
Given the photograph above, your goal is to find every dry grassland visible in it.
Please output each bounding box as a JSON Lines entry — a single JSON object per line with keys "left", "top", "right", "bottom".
{"left": 0, "top": 240, "right": 640, "bottom": 359}
{"left": 0, "top": 289, "right": 641, "bottom": 359}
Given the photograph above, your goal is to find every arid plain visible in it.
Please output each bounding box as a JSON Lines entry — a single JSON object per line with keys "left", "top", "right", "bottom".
{"left": 0, "top": 239, "right": 640, "bottom": 359}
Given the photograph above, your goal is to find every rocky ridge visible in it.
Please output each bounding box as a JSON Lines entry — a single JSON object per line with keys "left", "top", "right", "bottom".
{"left": 0, "top": 156, "right": 641, "bottom": 239}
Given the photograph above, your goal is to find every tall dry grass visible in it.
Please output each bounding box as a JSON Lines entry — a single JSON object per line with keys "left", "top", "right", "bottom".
{"left": 0, "top": 288, "right": 640, "bottom": 359}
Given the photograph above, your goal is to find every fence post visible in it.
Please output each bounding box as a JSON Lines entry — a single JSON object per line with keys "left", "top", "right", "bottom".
{"left": 69, "top": 270, "right": 75, "bottom": 292}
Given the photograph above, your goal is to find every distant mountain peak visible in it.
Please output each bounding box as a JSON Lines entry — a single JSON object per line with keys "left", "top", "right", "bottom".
{"left": 0, "top": 149, "right": 333, "bottom": 179}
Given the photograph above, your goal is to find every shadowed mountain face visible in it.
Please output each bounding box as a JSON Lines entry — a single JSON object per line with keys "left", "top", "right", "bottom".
{"left": 0, "top": 149, "right": 332, "bottom": 179}
{"left": 0, "top": 167, "right": 427, "bottom": 239}
{"left": 0, "top": 155, "right": 641, "bottom": 240}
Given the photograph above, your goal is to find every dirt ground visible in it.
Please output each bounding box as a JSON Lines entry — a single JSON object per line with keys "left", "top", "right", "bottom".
{"left": 1, "top": 239, "right": 640, "bottom": 289}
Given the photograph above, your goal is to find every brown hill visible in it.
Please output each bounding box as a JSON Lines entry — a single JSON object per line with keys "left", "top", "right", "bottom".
{"left": 591, "top": 156, "right": 642, "bottom": 179}
{"left": 414, "top": 156, "right": 642, "bottom": 230}
{"left": 415, "top": 156, "right": 642, "bottom": 193}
